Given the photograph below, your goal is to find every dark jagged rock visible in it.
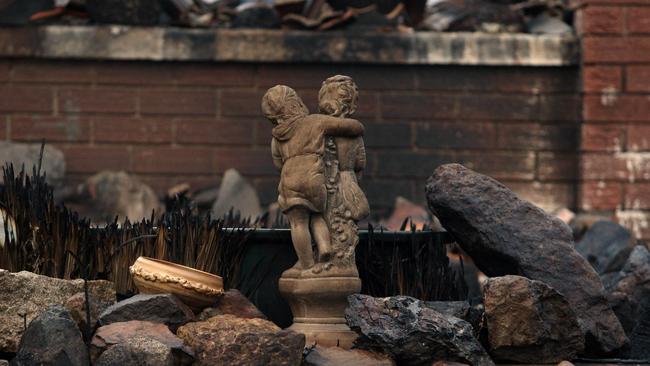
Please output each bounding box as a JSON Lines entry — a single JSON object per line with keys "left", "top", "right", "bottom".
{"left": 576, "top": 220, "right": 636, "bottom": 274}
{"left": 602, "top": 245, "right": 650, "bottom": 356}
{"left": 10, "top": 305, "right": 89, "bottom": 366}
{"left": 197, "top": 289, "right": 266, "bottom": 321}
{"left": 425, "top": 164, "right": 628, "bottom": 356}
{"left": 93, "top": 336, "right": 175, "bottom": 366}
{"left": 91, "top": 320, "right": 194, "bottom": 365}
{"left": 98, "top": 293, "right": 194, "bottom": 331}
{"left": 483, "top": 275, "right": 584, "bottom": 363}
{"left": 345, "top": 294, "right": 493, "bottom": 366}
{"left": 176, "top": 314, "right": 304, "bottom": 366}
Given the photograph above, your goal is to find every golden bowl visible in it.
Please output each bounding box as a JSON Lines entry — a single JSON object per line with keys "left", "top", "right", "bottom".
{"left": 129, "top": 256, "right": 224, "bottom": 312}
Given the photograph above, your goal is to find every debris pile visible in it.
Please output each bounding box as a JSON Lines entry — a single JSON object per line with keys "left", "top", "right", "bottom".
{"left": 0, "top": 0, "right": 575, "bottom": 34}
{"left": 425, "top": 163, "right": 629, "bottom": 356}
{"left": 1, "top": 159, "right": 649, "bottom": 364}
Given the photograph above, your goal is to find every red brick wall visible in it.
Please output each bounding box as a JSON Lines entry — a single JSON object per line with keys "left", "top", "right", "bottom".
{"left": 0, "top": 59, "right": 580, "bottom": 218}
{"left": 578, "top": 1, "right": 650, "bottom": 239}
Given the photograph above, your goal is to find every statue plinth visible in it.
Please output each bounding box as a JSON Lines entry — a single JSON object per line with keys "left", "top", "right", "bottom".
{"left": 279, "top": 276, "right": 361, "bottom": 348}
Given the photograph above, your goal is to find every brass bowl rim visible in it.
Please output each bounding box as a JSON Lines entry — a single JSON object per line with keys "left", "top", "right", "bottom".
{"left": 133, "top": 256, "right": 223, "bottom": 281}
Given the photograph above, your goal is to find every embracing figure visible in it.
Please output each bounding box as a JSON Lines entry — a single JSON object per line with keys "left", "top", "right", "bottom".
{"left": 262, "top": 85, "right": 364, "bottom": 277}
{"left": 318, "top": 75, "right": 370, "bottom": 277}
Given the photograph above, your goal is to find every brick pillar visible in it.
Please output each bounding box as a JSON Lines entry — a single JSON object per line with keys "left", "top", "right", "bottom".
{"left": 578, "top": 3, "right": 650, "bottom": 240}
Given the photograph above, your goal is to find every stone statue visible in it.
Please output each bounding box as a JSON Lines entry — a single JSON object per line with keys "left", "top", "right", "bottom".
{"left": 262, "top": 76, "right": 369, "bottom": 348}
{"left": 262, "top": 84, "right": 364, "bottom": 277}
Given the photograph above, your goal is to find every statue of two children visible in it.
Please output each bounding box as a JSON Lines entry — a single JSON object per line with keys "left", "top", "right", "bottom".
{"left": 262, "top": 75, "right": 369, "bottom": 279}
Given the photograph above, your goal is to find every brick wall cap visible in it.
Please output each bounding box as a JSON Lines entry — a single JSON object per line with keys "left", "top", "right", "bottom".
{"left": 0, "top": 25, "right": 578, "bottom": 66}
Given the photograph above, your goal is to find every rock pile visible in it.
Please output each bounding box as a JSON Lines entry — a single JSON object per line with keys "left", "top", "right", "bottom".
{"left": 425, "top": 163, "right": 628, "bottom": 356}
{"left": 3, "top": 162, "right": 648, "bottom": 364}
{"left": 2, "top": 271, "right": 308, "bottom": 365}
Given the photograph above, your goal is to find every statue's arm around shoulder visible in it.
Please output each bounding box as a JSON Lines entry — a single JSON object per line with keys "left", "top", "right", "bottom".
{"left": 320, "top": 115, "right": 364, "bottom": 137}
{"left": 271, "top": 138, "right": 283, "bottom": 170}
{"left": 355, "top": 138, "right": 367, "bottom": 179}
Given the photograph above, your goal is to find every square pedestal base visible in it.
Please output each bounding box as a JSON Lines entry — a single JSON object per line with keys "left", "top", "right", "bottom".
{"left": 279, "top": 276, "right": 361, "bottom": 349}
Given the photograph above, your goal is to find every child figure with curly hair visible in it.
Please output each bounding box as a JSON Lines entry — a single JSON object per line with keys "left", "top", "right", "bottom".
{"left": 262, "top": 85, "right": 364, "bottom": 277}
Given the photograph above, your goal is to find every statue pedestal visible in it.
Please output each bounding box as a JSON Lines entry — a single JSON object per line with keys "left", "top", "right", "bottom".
{"left": 279, "top": 276, "right": 361, "bottom": 349}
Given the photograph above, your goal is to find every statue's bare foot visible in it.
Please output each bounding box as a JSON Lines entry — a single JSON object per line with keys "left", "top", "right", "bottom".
{"left": 282, "top": 264, "right": 303, "bottom": 278}
{"left": 299, "top": 262, "right": 334, "bottom": 277}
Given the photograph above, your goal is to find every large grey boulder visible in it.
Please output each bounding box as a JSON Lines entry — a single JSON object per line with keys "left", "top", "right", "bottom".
{"left": 425, "top": 164, "right": 628, "bottom": 355}
{"left": 483, "top": 275, "right": 584, "bottom": 363}
{"left": 10, "top": 305, "right": 88, "bottom": 366}
{"left": 345, "top": 294, "right": 493, "bottom": 366}
{"left": 98, "top": 293, "right": 194, "bottom": 331}
{"left": 576, "top": 220, "right": 636, "bottom": 274}
{"left": 0, "top": 142, "right": 65, "bottom": 187}
{"left": 0, "top": 270, "right": 115, "bottom": 353}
